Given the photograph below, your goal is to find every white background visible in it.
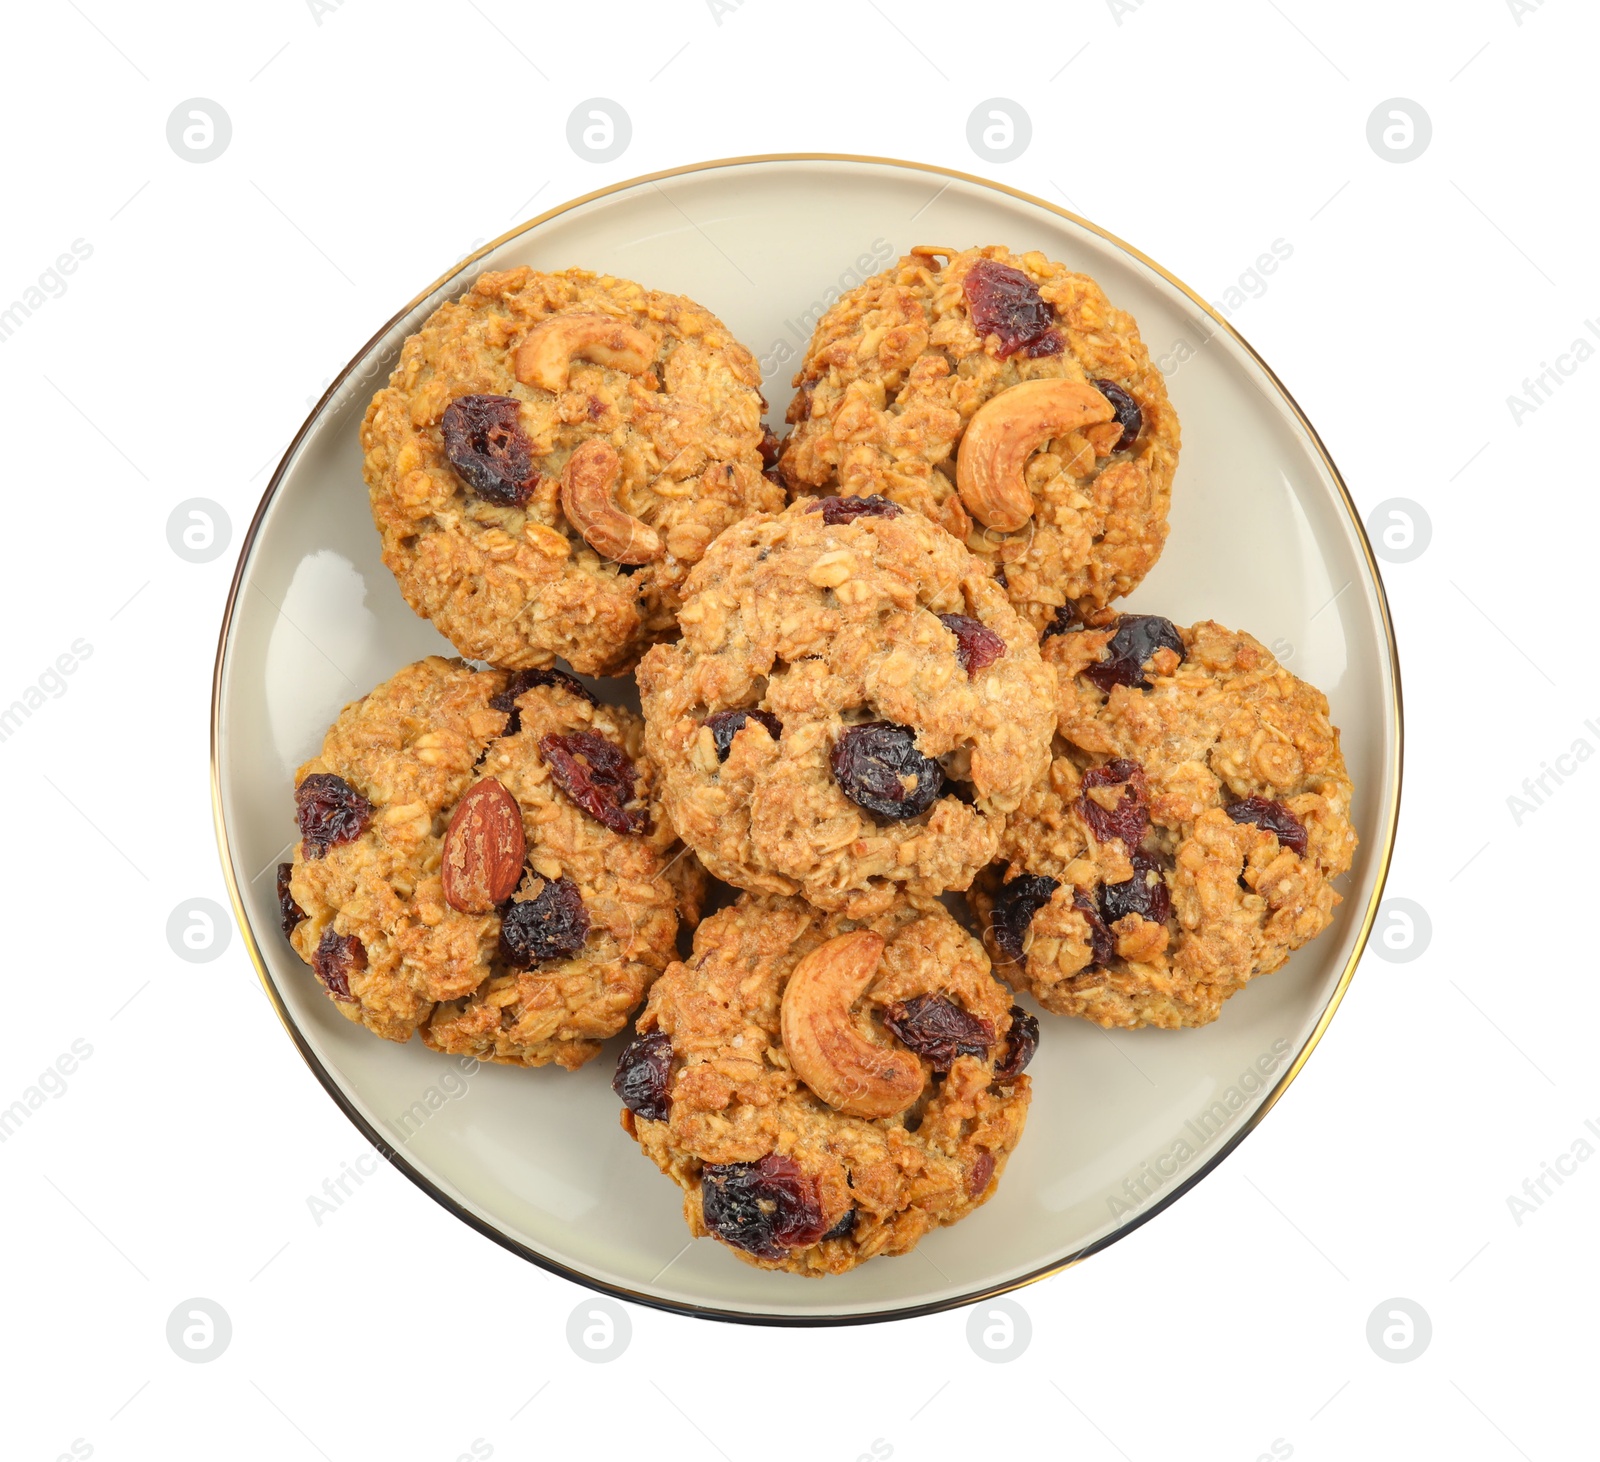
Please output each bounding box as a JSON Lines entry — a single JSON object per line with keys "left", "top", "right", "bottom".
{"left": 1, "top": 1, "right": 1591, "bottom": 1458}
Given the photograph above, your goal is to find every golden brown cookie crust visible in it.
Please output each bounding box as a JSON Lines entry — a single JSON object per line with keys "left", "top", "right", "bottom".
{"left": 637, "top": 497, "right": 1057, "bottom": 915}
{"left": 778, "top": 244, "right": 1180, "bottom": 632}
{"left": 622, "top": 893, "right": 1032, "bottom": 1275}
{"left": 362, "top": 267, "right": 782, "bottom": 676}
{"left": 283, "top": 656, "right": 703, "bottom": 1069}
{"left": 969, "top": 620, "right": 1356, "bottom": 1029}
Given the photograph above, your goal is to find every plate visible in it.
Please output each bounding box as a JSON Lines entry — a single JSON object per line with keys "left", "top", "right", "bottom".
{"left": 212, "top": 155, "right": 1400, "bottom": 1324}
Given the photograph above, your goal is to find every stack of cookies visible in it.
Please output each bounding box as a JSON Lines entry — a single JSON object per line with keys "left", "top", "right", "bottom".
{"left": 276, "top": 248, "right": 1356, "bottom": 1277}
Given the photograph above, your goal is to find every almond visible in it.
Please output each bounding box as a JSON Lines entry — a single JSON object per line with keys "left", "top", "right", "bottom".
{"left": 441, "top": 778, "right": 525, "bottom": 914}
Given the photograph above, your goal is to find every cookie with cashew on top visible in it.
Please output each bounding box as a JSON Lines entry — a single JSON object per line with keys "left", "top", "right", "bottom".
{"left": 968, "top": 617, "right": 1356, "bottom": 1029}
{"left": 777, "top": 244, "right": 1180, "bottom": 634}
{"left": 637, "top": 494, "right": 1057, "bottom": 915}
{"left": 362, "top": 267, "right": 783, "bottom": 676}
{"left": 278, "top": 656, "right": 704, "bottom": 1069}
{"left": 613, "top": 893, "right": 1036, "bottom": 1275}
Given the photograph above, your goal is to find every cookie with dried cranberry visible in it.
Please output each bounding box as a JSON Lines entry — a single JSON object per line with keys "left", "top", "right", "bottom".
{"left": 968, "top": 618, "right": 1356, "bottom": 1029}
{"left": 636, "top": 495, "right": 1056, "bottom": 915}
{"left": 777, "top": 244, "right": 1179, "bottom": 632}
{"left": 362, "top": 266, "right": 782, "bottom": 677}
{"left": 281, "top": 657, "right": 704, "bottom": 1069}
{"left": 615, "top": 893, "right": 1034, "bottom": 1276}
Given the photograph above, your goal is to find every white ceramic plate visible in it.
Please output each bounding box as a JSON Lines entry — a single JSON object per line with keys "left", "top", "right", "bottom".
{"left": 212, "top": 155, "right": 1400, "bottom": 1324}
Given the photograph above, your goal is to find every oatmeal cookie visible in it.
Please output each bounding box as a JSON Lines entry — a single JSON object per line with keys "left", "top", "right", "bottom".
{"left": 970, "top": 618, "right": 1356, "bottom": 1029}
{"left": 362, "top": 267, "right": 782, "bottom": 676}
{"left": 636, "top": 495, "right": 1057, "bottom": 915}
{"left": 778, "top": 244, "right": 1180, "bottom": 632}
{"left": 614, "top": 893, "right": 1035, "bottom": 1275}
{"left": 279, "top": 656, "right": 703, "bottom": 1069}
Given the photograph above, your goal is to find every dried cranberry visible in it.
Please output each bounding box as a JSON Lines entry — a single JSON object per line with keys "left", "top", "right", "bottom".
{"left": 1082, "top": 615, "right": 1186, "bottom": 692}
{"left": 937, "top": 614, "right": 1007, "bottom": 677}
{"left": 994, "top": 1007, "right": 1040, "bottom": 1082}
{"left": 1226, "top": 797, "right": 1309, "bottom": 856}
{"left": 814, "top": 493, "right": 902, "bottom": 524}
{"left": 966, "top": 1150, "right": 997, "bottom": 1198}
{"left": 882, "top": 994, "right": 995, "bottom": 1070}
{"left": 1092, "top": 379, "right": 1143, "bottom": 451}
{"left": 759, "top": 425, "right": 781, "bottom": 468}
{"left": 829, "top": 722, "right": 944, "bottom": 820}
{"left": 1041, "top": 604, "right": 1080, "bottom": 640}
{"left": 277, "top": 862, "right": 306, "bottom": 937}
{"left": 993, "top": 563, "right": 1009, "bottom": 589}
{"left": 1073, "top": 888, "right": 1116, "bottom": 968}
{"left": 491, "top": 668, "right": 597, "bottom": 734}
{"left": 295, "top": 773, "right": 373, "bottom": 859}
{"left": 499, "top": 876, "right": 590, "bottom": 966}
{"left": 440, "top": 394, "right": 540, "bottom": 507}
{"left": 312, "top": 928, "right": 364, "bottom": 1002}
{"left": 700, "top": 1153, "right": 829, "bottom": 1259}
{"left": 540, "top": 731, "right": 648, "bottom": 835}
{"left": 963, "top": 258, "right": 1062, "bottom": 359}
{"left": 1078, "top": 758, "right": 1149, "bottom": 847}
{"left": 703, "top": 708, "right": 782, "bottom": 762}
{"left": 1100, "top": 849, "right": 1172, "bottom": 927}
{"left": 989, "top": 873, "right": 1060, "bottom": 963}
{"left": 822, "top": 1207, "right": 858, "bottom": 1241}
{"left": 612, "top": 1030, "right": 673, "bottom": 1122}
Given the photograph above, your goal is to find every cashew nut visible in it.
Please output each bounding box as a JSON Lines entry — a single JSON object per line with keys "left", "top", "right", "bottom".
{"left": 514, "top": 313, "right": 656, "bottom": 393}
{"left": 560, "top": 438, "right": 662, "bottom": 565}
{"left": 955, "top": 378, "right": 1117, "bottom": 532}
{"left": 780, "top": 931, "right": 925, "bottom": 1119}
